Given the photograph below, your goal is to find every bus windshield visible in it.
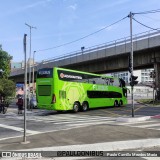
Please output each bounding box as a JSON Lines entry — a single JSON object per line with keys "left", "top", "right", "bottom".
{"left": 37, "top": 68, "right": 53, "bottom": 78}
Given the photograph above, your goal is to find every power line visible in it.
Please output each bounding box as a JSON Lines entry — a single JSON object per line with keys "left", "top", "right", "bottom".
{"left": 36, "top": 16, "right": 128, "bottom": 52}
{"left": 133, "top": 17, "right": 160, "bottom": 32}
{"left": 133, "top": 9, "right": 160, "bottom": 15}
{"left": 138, "top": 14, "right": 160, "bottom": 22}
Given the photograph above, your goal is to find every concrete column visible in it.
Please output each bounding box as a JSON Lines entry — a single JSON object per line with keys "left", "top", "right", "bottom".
{"left": 154, "top": 58, "right": 160, "bottom": 100}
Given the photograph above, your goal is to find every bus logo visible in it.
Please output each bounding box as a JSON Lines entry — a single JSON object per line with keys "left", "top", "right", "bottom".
{"left": 60, "top": 73, "right": 65, "bottom": 78}
{"left": 60, "top": 73, "right": 82, "bottom": 80}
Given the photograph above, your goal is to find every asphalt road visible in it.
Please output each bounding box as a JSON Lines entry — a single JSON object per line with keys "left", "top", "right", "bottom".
{"left": 0, "top": 100, "right": 160, "bottom": 141}
{"left": 0, "top": 100, "right": 160, "bottom": 160}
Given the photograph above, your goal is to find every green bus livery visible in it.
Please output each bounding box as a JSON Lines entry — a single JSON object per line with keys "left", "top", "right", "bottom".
{"left": 36, "top": 67, "right": 127, "bottom": 112}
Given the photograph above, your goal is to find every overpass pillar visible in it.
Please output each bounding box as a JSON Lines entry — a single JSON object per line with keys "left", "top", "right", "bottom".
{"left": 154, "top": 58, "right": 160, "bottom": 100}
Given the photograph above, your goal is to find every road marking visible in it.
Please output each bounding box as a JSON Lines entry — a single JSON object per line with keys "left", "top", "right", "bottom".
{"left": 115, "top": 120, "right": 160, "bottom": 131}
{"left": 67, "top": 120, "right": 115, "bottom": 127}
{"left": 0, "top": 124, "right": 41, "bottom": 134}
{"left": 135, "top": 123, "right": 160, "bottom": 128}
{"left": 134, "top": 106, "right": 146, "bottom": 112}
{"left": 0, "top": 135, "right": 23, "bottom": 141}
{"left": 14, "top": 114, "right": 116, "bottom": 123}
{"left": 99, "top": 110, "right": 120, "bottom": 116}
{"left": 53, "top": 118, "right": 114, "bottom": 125}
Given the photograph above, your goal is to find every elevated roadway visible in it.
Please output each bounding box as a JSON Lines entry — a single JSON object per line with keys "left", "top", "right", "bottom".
{"left": 10, "top": 30, "right": 160, "bottom": 88}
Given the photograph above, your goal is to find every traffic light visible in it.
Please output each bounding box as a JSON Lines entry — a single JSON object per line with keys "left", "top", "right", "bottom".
{"left": 130, "top": 75, "right": 138, "bottom": 86}
{"left": 128, "top": 54, "right": 132, "bottom": 73}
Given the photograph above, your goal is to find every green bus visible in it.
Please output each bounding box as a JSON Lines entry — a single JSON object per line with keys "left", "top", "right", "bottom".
{"left": 36, "top": 67, "right": 127, "bottom": 112}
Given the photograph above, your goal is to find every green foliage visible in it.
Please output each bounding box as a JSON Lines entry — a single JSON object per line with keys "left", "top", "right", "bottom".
{"left": 0, "top": 78, "right": 15, "bottom": 98}
{"left": 0, "top": 45, "right": 13, "bottom": 78}
{"left": 0, "top": 45, "right": 15, "bottom": 103}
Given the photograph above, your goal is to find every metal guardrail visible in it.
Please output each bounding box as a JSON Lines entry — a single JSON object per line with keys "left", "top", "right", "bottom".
{"left": 11, "top": 29, "right": 160, "bottom": 75}
{"left": 41, "top": 29, "right": 160, "bottom": 64}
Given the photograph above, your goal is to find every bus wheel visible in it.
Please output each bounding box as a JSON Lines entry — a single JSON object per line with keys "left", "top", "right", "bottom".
{"left": 73, "top": 102, "right": 79, "bottom": 113}
{"left": 119, "top": 100, "right": 123, "bottom": 107}
{"left": 114, "top": 101, "right": 118, "bottom": 107}
{"left": 82, "top": 102, "right": 88, "bottom": 112}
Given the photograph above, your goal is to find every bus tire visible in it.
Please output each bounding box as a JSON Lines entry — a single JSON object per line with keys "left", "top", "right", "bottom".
{"left": 73, "top": 102, "right": 80, "bottom": 113}
{"left": 119, "top": 100, "right": 123, "bottom": 107}
{"left": 114, "top": 101, "right": 118, "bottom": 107}
{"left": 82, "top": 102, "right": 88, "bottom": 112}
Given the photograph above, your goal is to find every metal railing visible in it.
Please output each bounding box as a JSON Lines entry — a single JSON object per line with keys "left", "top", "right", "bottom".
{"left": 11, "top": 29, "right": 160, "bottom": 75}
{"left": 41, "top": 29, "right": 160, "bottom": 64}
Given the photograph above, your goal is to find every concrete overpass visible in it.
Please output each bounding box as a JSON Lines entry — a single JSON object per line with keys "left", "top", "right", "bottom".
{"left": 10, "top": 30, "right": 160, "bottom": 88}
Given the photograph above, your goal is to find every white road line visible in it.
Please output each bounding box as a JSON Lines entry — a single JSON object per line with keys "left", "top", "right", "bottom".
{"left": 135, "top": 123, "right": 160, "bottom": 128}
{"left": 53, "top": 118, "right": 114, "bottom": 125}
{"left": 27, "top": 118, "right": 114, "bottom": 124}
{"left": 15, "top": 115, "right": 116, "bottom": 124}
{"left": 0, "top": 124, "right": 41, "bottom": 134}
{"left": 67, "top": 120, "right": 114, "bottom": 127}
{"left": 116, "top": 120, "right": 158, "bottom": 126}
{"left": 114, "top": 123, "right": 160, "bottom": 131}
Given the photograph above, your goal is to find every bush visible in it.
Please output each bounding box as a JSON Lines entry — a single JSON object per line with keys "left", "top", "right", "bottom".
{"left": 0, "top": 79, "right": 15, "bottom": 100}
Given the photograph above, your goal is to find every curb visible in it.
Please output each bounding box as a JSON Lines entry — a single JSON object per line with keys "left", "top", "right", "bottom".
{"left": 116, "top": 116, "right": 151, "bottom": 123}
{"left": 21, "top": 138, "right": 160, "bottom": 151}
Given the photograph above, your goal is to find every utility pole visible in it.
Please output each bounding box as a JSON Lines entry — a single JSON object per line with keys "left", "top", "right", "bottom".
{"left": 129, "top": 12, "right": 135, "bottom": 117}
{"left": 25, "top": 23, "right": 36, "bottom": 109}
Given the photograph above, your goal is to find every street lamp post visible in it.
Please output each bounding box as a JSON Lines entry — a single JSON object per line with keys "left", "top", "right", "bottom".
{"left": 25, "top": 23, "right": 36, "bottom": 109}
{"left": 21, "top": 34, "right": 30, "bottom": 144}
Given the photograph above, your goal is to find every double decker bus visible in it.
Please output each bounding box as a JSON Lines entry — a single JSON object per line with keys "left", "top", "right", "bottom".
{"left": 36, "top": 67, "right": 127, "bottom": 112}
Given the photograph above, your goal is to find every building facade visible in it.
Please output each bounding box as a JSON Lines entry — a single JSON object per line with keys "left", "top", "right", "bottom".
{"left": 111, "top": 69, "right": 154, "bottom": 84}
{"left": 111, "top": 69, "right": 154, "bottom": 99}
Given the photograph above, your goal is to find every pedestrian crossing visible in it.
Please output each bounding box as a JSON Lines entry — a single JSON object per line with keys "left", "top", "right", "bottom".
{"left": 3, "top": 110, "right": 160, "bottom": 131}
{"left": 115, "top": 119, "right": 160, "bottom": 131}
{"left": 16, "top": 113, "right": 117, "bottom": 127}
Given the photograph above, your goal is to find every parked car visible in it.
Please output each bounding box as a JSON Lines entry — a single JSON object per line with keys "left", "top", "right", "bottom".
{"left": 30, "top": 96, "right": 37, "bottom": 109}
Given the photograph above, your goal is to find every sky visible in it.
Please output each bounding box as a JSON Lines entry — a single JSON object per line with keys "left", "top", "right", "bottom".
{"left": 0, "top": 0, "right": 160, "bottom": 63}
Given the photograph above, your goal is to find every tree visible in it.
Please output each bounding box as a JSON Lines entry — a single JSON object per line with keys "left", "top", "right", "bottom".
{"left": 0, "top": 78, "right": 15, "bottom": 98}
{"left": 0, "top": 45, "right": 15, "bottom": 101}
{"left": 0, "top": 45, "right": 13, "bottom": 78}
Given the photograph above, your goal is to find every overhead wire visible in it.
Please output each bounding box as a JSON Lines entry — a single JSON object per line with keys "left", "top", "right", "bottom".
{"left": 36, "top": 8, "right": 160, "bottom": 52}
{"left": 137, "top": 14, "right": 160, "bottom": 22}
{"left": 133, "top": 9, "right": 160, "bottom": 15}
{"left": 36, "top": 15, "right": 128, "bottom": 52}
{"left": 132, "top": 17, "right": 160, "bottom": 32}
